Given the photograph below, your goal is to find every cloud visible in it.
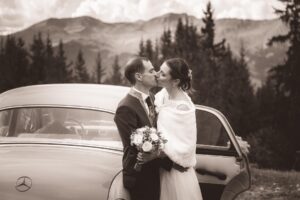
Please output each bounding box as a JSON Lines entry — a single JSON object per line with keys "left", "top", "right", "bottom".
{"left": 72, "top": 0, "right": 281, "bottom": 23}
{"left": 17, "top": 0, "right": 70, "bottom": 23}
{"left": 72, "top": 0, "right": 140, "bottom": 22}
{"left": 0, "top": 1, "right": 24, "bottom": 34}
{"left": 72, "top": 0, "right": 204, "bottom": 22}
{"left": 212, "top": 0, "right": 280, "bottom": 20}
{"left": 0, "top": 0, "right": 81, "bottom": 34}
{"left": 0, "top": 0, "right": 283, "bottom": 35}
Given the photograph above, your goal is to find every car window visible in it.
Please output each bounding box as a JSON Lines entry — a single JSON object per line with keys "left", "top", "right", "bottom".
{"left": 196, "top": 109, "right": 230, "bottom": 150}
{"left": 15, "top": 108, "right": 40, "bottom": 134}
{"left": 0, "top": 110, "right": 11, "bottom": 136}
{"left": 0, "top": 108, "right": 122, "bottom": 148}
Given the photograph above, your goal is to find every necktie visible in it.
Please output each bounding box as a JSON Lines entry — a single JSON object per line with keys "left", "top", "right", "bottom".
{"left": 145, "top": 96, "right": 157, "bottom": 127}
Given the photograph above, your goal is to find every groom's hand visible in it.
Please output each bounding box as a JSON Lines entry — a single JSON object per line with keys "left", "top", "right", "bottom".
{"left": 173, "top": 163, "right": 189, "bottom": 172}
{"left": 137, "top": 152, "right": 157, "bottom": 164}
{"left": 157, "top": 150, "right": 167, "bottom": 158}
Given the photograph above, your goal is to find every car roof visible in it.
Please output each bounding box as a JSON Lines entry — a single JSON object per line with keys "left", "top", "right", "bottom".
{"left": 0, "top": 84, "right": 130, "bottom": 112}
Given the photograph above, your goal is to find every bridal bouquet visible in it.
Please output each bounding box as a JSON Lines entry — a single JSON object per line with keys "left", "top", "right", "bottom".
{"left": 130, "top": 126, "right": 167, "bottom": 171}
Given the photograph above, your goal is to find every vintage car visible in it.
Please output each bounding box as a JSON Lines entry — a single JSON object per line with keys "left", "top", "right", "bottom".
{"left": 0, "top": 84, "right": 250, "bottom": 200}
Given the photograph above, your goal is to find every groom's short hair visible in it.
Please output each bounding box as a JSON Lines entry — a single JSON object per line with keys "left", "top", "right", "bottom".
{"left": 125, "top": 56, "right": 149, "bottom": 85}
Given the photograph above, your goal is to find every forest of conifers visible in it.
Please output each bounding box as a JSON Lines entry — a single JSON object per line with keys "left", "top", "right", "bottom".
{"left": 0, "top": 1, "right": 299, "bottom": 170}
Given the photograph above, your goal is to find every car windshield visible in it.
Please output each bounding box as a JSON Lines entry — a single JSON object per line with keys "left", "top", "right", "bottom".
{"left": 0, "top": 107, "right": 122, "bottom": 148}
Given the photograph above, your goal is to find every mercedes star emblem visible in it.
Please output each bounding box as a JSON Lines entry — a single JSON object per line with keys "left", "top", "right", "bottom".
{"left": 15, "top": 176, "right": 32, "bottom": 192}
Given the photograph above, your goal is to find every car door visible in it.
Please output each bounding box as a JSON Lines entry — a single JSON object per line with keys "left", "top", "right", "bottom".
{"left": 195, "top": 106, "right": 251, "bottom": 200}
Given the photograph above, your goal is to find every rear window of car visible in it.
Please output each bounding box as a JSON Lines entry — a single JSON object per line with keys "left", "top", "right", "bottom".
{"left": 0, "top": 107, "right": 122, "bottom": 148}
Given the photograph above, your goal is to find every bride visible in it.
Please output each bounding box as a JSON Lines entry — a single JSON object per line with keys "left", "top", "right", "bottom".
{"left": 155, "top": 58, "right": 203, "bottom": 200}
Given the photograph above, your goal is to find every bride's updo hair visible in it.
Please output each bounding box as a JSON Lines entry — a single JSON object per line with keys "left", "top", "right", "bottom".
{"left": 165, "top": 58, "right": 192, "bottom": 91}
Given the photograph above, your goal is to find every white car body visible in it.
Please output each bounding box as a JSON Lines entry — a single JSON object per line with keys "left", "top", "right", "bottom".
{"left": 0, "top": 84, "right": 250, "bottom": 200}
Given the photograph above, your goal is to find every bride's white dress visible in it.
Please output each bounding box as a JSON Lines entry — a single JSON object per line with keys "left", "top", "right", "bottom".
{"left": 155, "top": 88, "right": 202, "bottom": 200}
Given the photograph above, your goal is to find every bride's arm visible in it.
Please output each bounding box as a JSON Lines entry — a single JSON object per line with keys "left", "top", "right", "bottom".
{"left": 161, "top": 103, "right": 197, "bottom": 168}
{"left": 157, "top": 150, "right": 188, "bottom": 171}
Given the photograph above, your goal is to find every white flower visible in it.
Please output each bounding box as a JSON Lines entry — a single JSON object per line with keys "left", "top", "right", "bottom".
{"left": 133, "top": 134, "right": 143, "bottom": 146}
{"left": 159, "top": 143, "right": 165, "bottom": 150}
{"left": 150, "top": 133, "right": 159, "bottom": 141}
{"left": 138, "top": 127, "right": 147, "bottom": 134}
{"left": 150, "top": 127, "right": 156, "bottom": 134}
{"left": 142, "top": 141, "right": 153, "bottom": 152}
{"left": 136, "top": 129, "right": 143, "bottom": 135}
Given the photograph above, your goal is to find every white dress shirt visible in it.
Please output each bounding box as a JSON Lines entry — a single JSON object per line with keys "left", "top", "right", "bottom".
{"left": 132, "top": 87, "right": 150, "bottom": 114}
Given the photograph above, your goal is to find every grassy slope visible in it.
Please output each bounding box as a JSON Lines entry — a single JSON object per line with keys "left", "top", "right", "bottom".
{"left": 236, "top": 166, "right": 300, "bottom": 200}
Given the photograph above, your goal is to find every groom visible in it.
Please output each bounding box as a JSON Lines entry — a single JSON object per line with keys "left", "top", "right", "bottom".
{"left": 114, "top": 57, "right": 173, "bottom": 200}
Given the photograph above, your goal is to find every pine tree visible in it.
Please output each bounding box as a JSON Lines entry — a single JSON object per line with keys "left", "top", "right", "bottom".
{"left": 0, "top": 37, "right": 8, "bottom": 92}
{"left": 74, "top": 49, "right": 90, "bottom": 83}
{"left": 0, "top": 36, "right": 30, "bottom": 91}
{"left": 264, "top": 0, "right": 300, "bottom": 168}
{"left": 194, "top": 48, "right": 221, "bottom": 107}
{"left": 29, "top": 32, "right": 46, "bottom": 84}
{"left": 192, "top": 2, "right": 230, "bottom": 106}
{"left": 174, "top": 18, "right": 185, "bottom": 57}
{"left": 219, "top": 45, "right": 256, "bottom": 137}
{"left": 152, "top": 39, "right": 161, "bottom": 71}
{"left": 201, "top": 2, "right": 215, "bottom": 50}
{"left": 0, "top": 38, "right": 3, "bottom": 60}
{"left": 56, "top": 39, "right": 73, "bottom": 82}
{"left": 252, "top": 78, "right": 292, "bottom": 169}
{"left": 256, "top": 79, "right": 277, "bottom": 130}
{"left": 237, "top": 45, "right": 257, "bottom": 134}
{"left": 94, "top": 51, "right": 105, "bottom": 84}
{"left": 138, "top": 39, "right": 145, "bottom": 57}
{"left": 268, "top": 0, "right": 300, "bottom": 124}
{"left": 15, "top": 38, "right": 30, "bottom": 87}
{"left": 110, "top": 55, "right": 122, "bottom": 85}
{"left": 0, "top": 38, "right": 3, "bottom": 90}
{"left": 160, "top": 29, "right": 173, "bottom": 60}
{"left": 192, "top": 2, "right": 221, "bottom": 106}
{"left": 44, "top": 34, "right": 56, "bottom": 83}
{"left": 145, "top": 39, "right": 154, "bottom": 61}
{"left": 185, "top": 21, "right": 199, "bottom": 63}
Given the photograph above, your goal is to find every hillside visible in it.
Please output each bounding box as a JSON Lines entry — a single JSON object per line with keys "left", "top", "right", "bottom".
{"left": 2, "top": 13, "right": 289, "bottom": 87}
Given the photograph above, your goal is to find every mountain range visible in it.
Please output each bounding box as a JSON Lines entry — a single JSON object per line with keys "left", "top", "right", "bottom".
{"left": 3, "top": 13, "right": 289, "bottom": 87}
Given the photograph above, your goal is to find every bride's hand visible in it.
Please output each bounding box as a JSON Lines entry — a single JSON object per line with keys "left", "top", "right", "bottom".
{"left": 157, "top": 150, "right": 167, "bottom": 158}
{"left": 137, "top": 152, "right": 157, "bottom": 164}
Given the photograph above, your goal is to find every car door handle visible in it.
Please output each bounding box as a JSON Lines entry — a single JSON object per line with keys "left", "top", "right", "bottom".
{"left": 195, "top": 168, "right": 227, "bottom": 180}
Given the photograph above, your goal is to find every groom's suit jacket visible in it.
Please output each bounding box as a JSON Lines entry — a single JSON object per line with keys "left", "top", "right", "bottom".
{"left": 114, "top": 88, "right": 172, "bottom": 200}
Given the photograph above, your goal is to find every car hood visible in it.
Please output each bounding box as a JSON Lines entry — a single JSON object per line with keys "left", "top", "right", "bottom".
{"left": 0, "top": 143, "right": 123, "bottom": 200}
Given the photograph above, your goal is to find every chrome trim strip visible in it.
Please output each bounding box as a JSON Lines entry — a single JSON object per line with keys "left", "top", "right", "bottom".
{"left": 0, "top": 142, "right": 123, "bottom": 153}
{"left": 0, "top": 105, "right": 115, "bottom": 114}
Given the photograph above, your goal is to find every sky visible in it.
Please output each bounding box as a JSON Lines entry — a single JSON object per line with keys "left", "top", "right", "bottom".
{"left": 0, "top": 0, "right": 284, "bottom": 35}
